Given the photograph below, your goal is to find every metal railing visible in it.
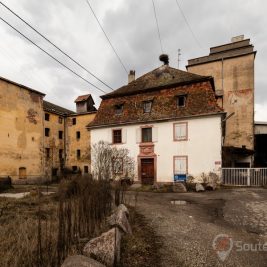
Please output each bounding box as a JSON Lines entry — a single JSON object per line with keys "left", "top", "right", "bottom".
{"left": 222, "top": 168, "right": 267, "bottom": 186}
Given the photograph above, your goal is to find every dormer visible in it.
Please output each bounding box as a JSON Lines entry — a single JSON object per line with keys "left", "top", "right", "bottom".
{"left": 75, "top": 94, "right": 96, "bottom": 113}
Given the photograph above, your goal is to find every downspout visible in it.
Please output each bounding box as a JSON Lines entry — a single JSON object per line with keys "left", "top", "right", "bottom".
{"left": 221, "top": 57, "right": 224, "bottom": 109}
{"left": 63, "top": 115, "right": 67, "bottom": 171}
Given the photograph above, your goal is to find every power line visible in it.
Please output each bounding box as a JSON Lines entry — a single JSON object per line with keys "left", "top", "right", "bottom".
{"left": 0, "top": 1, "right": 113, "bottom": 91}
{"left": 84, "top": 0, "right": 128, "bottom": 74}
{"left": 0, "top": 16, "right": 107, "bottom": 94}
{"left": 174, "top": 0, "right": 202, "bottom": 49}
{"left": 152, "top": 0, "right": 163, "bottom": 54}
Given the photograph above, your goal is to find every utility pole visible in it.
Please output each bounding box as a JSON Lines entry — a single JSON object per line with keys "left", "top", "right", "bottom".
{"left": 178, "top": 48, "right": 181, "bottom": 69}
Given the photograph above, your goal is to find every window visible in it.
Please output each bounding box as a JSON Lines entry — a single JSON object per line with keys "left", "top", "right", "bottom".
{"left": 84, "top": 166, "right": 89, "bottom": 174}
{"left": 59, "top": 131, "right": 63, "bottom": 139}
{"left": 58, "top": 117, "right": 63, "bottom": 124}
{"left": 59, "top": 149, "right": 63, "bottom": 159}
{"left": 114, "top": 104, "right": 123, "bottom": 115}
{"left": 45, "top": 113, "right": 50, "bottom": 121}
{"left": 113, "top": 129, "right": 122, "bottom": 144}
{"left": 45, "top": 128, "right": 50, "bottom": 137}
{"left": 142, "top": 127, "right": 152, "bottom": 143}
{"left": 177, "top": 95, "right": 186, "bottom": 107}
{"left": 174, "top": 122, "right": 187, "bottom": 141}
{"left": 76, "top": 131, "right": 81, "bottom": 139}
{"left": 77, "top": 149, "right": 81, "bottom": 159}
{"left": 143, "top": 101, "right": 152, "bottom": 113}
{"left": 72, "top": 166, "right": 78, "bottom": 172}
{"left": 45, "top": 148, "right": 50, "bottom": 159}
{"left": 72, "top": 118, "right": 76, "bottom": 125}
{"left": 112, "top": 158, "right": 123, "bottom": 174}
{"left": 174, "top": 156, "right": 187, "bottom": 175}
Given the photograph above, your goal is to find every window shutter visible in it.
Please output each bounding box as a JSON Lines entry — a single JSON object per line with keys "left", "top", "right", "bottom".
{"left": 109, "top": 129, "right": 113, "bottom": 144}
{"left": 174, "top": 123, "right": 187, "bottom": 140}
{"left": 152, "top": 127, "right": 158, "bottom": 142}
{"left": 122, "top": 128, "right": 127, "bottom": 143}
{"left": 136, "top": 128, "right": 141, "bottom": 143}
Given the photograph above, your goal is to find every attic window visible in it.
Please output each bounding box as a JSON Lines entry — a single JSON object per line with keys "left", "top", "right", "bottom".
{"left": 177, "top": 95, "right": 186, "bottom": 107}
{"left": 143, "top": 101, "right": 152, "bottom": 113}
{"left": 115, "top": 104, "right": 123, "bottom": 115}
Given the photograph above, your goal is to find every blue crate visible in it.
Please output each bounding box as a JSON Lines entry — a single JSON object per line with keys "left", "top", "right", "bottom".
{"left": 174, "top": 174, "right": 187, "bottom": 182}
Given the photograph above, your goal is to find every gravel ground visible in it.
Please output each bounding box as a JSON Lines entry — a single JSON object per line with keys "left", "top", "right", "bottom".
{"left": 126, "top": 188, "right": 267, "bottom": 267}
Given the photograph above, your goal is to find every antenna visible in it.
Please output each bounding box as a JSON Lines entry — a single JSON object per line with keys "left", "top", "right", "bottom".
{"left": 178, "top": 48, "right": 181, "bottom": 69}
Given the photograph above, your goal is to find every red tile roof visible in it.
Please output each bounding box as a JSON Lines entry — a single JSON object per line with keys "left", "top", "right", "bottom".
{"left": 88, "top": 66, "right": 223, "bottom": 129}
{"left": 75, "top": 94, "right": 93, "bottom": 103}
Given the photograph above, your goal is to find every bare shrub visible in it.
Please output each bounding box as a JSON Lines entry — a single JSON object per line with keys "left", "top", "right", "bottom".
{"left": 56, "top": 174, "right": 112, "bottom": 264}
{"left": 92, "top": 141, "right": 135, "bottom": 181}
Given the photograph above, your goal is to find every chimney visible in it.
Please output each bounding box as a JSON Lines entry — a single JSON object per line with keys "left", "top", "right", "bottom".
{"left": 159, "top": 54, "right": 169, "bottom": 65}
{"left": 231, "top": 35, "right": 244, "bottom": 43}
{"left": 128, "top": 70, "right": 135, "bottom": 84}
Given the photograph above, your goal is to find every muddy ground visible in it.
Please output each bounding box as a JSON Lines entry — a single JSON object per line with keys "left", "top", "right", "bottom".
{"left": 125, "top": 188, "right": 267, "bottom": 267}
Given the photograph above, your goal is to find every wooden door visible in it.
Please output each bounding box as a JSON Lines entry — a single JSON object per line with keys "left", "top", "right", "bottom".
{"left": 141, "top": 158, "right": 154, "bottom": 185}
{"left": 19, "top": 167, "right": 27, "bottom": 179}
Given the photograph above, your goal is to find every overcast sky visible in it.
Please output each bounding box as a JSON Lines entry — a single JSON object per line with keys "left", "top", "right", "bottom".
{"left": 0, "top": 0, "right": 266, "bottom": 120}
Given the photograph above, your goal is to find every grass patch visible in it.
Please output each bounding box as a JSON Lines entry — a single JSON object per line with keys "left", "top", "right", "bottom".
{"left": 120, "top": 208, "right": 161, "bottom": 267}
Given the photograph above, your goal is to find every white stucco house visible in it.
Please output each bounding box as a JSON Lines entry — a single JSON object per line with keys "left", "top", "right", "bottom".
{"left": 88, "top": 58, "right": 225, "bottom": 184}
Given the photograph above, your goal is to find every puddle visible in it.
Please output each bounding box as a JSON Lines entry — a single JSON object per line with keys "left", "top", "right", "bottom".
{"left": 0, "top": 191, "right": 54, "bottom": 199}
{"left": 171, "top": 200, "right": 187, "bottom": 205}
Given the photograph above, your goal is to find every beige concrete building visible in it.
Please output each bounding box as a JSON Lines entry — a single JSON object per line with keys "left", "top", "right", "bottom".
{"left": 187, "top": 36, "right": 256, "bottom": 167}
{"left": 0, "top": 76, "right": 96, "bottom": 183}
{"left": 0, "top": 77, "right": 45, "bottom": 182}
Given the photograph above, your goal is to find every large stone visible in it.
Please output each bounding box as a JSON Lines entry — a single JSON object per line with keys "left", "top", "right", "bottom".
{"left": 107, "top": 206, "right": 132, "bottom": 235}
{"left": 83, "top": 228, "right": 121, "bottom": 267}
{"left": 172, "top": 182, "right": 187, "bottom": 193}
{"left": 117, "top": 204, "right": 129, "bottom": 217}
{"left": 195, "top": 183, "right": 205, "bottom": 192}
{"left": 205, "top": 182, "right": 217, "bottom": 191}
{"left": 61, "top": 255, "right": 105, "bottom": 267}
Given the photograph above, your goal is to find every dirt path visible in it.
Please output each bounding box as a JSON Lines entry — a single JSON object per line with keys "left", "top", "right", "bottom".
{"left": 127, "top": 188, "right": 267, "bottom": 267}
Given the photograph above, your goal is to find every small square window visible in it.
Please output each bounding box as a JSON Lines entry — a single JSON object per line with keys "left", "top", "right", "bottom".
{"left": 72, "top": 118, "right": 76, "bottom": 125}
{"left": 77, "top": 149, "right": 81, "bottom": 159}
{"left": 113, "top": 129, "right": 122, "bottom": 144}
{"left": 142, "top": 127, "right": 152, "bottom": 143}
{"left": 59, "top": 149, "right": 63, "bottom": 159}
{"left": 177, "top": 96, "right": 186, "bottom": 107}
{"left": 45, "top": 113, "right": 50, "bottom": 121}
{"left": 45, "top": 128, "right": 50, "bottom": 137}
{"left": 45, "top": 148, "right": 50, "bottom": 159}
{"left": 115, "top": 104, "right": 123, "bottom": 115}
{"left": 59, "top": 131, "right": 63, "bottom": 139}
{"left": 112, "top": 158, "right": 123, "bottom": 174}
{"left": 58, "top": 117, "right": 63, "bottom": 124}
{"left": 72, "top": 166, "right": 78, "bottom": 172}
{"left": 84, "top": 166, "right": 89, "bottom": 174}
{"left": 76, "top": 131, "right": 81, "bottom": 139}
{"left": 143, "top": 101, "right": 152, "bottom": 113}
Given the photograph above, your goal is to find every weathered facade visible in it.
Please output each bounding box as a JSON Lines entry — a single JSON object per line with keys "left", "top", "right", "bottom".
{"left": 0, "top": 77, "right": 45, "bottom": 182}
{"left": 0, "top": 76, "right": 96, "bottom": 183}
{"left": 89, "top": 61, "right": 224, "bottom": 184}
{"left": 66, "top": 95, "right": 96, "bottom": 174}
{"left": 187, "top": 36, "right": 256, "bottom": 167}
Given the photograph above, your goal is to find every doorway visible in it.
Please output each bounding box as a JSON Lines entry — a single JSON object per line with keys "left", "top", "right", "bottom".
{"left": 141, "top": 158, "right": 154, "bottom": 185}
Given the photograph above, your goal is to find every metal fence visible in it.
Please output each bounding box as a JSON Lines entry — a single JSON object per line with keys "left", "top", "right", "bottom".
{"left": 222, "top": 168, "right": 267, "bottom": 186}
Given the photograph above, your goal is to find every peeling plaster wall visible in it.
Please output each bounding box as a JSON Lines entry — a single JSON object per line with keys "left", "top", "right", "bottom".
{"left": 0, "top": 80, "right": 44, "bottom": 182}
{"left": 66, "top": 113, "right": 96, "bottom": 174}
{"left": 43, "top": 112, "right": 65, "bottom": 177}
{"left": 187, "top": 54, "right": 255, "bottom": 150}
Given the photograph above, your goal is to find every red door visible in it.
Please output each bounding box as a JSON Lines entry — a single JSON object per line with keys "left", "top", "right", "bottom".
{"left": 141, "top": 158, "right": 154, "bottom": 185}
